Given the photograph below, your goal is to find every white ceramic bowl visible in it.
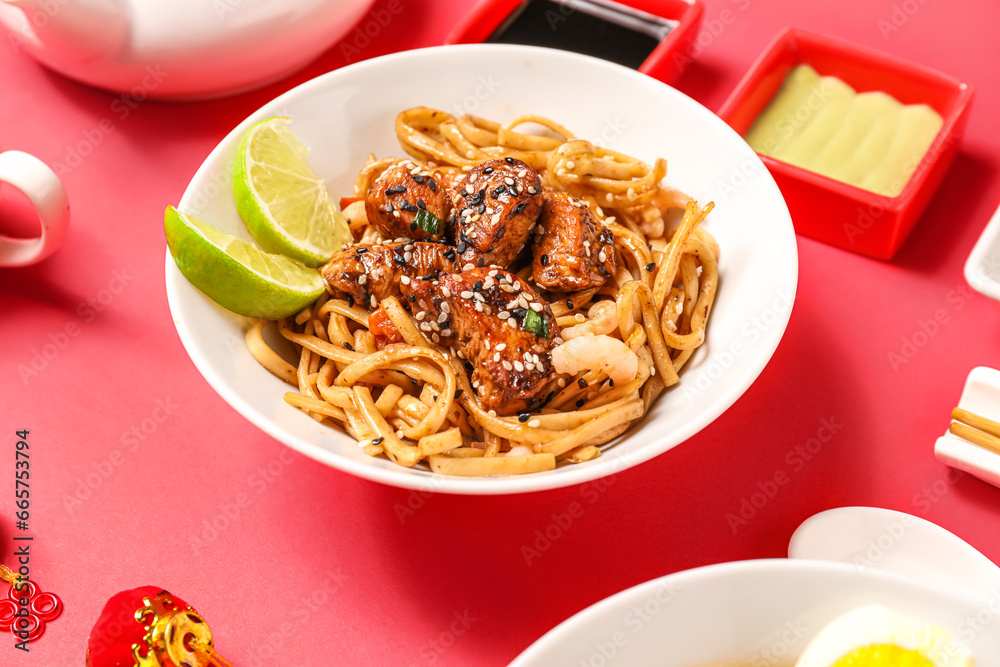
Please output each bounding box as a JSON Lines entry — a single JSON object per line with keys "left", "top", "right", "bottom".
{"left": 164, "top": 44, "right": 798, "bottom": 494}
{"left": 510, "top": 559, "right": 1000, "bottom": 666}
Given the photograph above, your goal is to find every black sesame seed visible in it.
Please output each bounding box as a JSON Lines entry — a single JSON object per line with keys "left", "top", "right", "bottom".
{"left": 495, "top": 226, "right": 506, "bottom": 239}
{"left": 420, "top": 273, "right": 434, "bottom": 281}
{"left": 393, "top": 254, "right": 406, "bottom": 265}
{"left": 576, "top": 399, "right": 585, "bottom": 408}
{"left": 344, "top": 342, "right": 354, "bottom": 351}
{"left": 504, "top": 157, "right": 515, "bottom": 164}
{"left": 434, "top": 269, "right": 442, "bottom": 279}
{"left": 608, "top": 379, "right": 615, "bottom": 387}
{"left": 456, "top": 242, "right": 467, "bottom": 254}
{"left": 417, "top": 199, "right": 426, "bottom": 209}
{"left": 356, "top": 247, "right": 368, "bottom": 253}
{"left": 578, "top": 378, "right": 587, "bottom": 388}
{"left": 513, "top": 202, "right": 526, "bottom": 215}
{"left": 477, "top": 203, "right": 486, "bottom": 214}
{"left": 385, "top": 203, "right": 393, "bottom": 213}
{"left": 518, "top": 413, "right": 530, "bottom": 423}
{"left": 454, "top": 389, "right": 463, "bottom": 399}
{"left": 408, "top": 294, "right": 416, "bottom": 302}
{"left": 347, "top": 295, "right": 355, "bottom": 307}
{"left": 372, "top": 437, "right": 384, "bottom": 445}
{"left": 428, "top": 179, "right": 437, "bottom": 192}
{"left": 566, "top": 299, "right": 573, "bottom": 309}
{"left": 540, "top": 254, "right": 549, "bottom": 266}
{"left": 645, "top": 262, "right": 655, "bottom": 271}
{"left": 492, "top": 186, "right": 506, "bottom": 198}
{"left": 464, "top": 360, "right": 474, "bottom": 372}
{"left": 597, "top": 265, "right": 610, "bottom": 277}
{"left": 410, "top": 221, "right": 418, "bottom": 231}
{"left": 512, "top": 307, "right": 527, "bottom": 318}
{"left": 444, "top": 249, "right": 456, "bottom": 261}
{"left": 476, "top": 257, "right": 484, "bottom": 267}
{"left": 384, "top": 188, "right": 394, "bottom": 196}
{"left": 412, "top": 174, "right": 425, "bottom": 184}
{"left": 460, "top": 188, "right": 468, "bottom": 197}
{"left": 473, "top": 280, "right": 483, "bottom": 291}
{"left": 404, "top": 203, "right": 419, "bottom": 213}
{"left": 483, "top": 166, "right": 494, "bottom": 175}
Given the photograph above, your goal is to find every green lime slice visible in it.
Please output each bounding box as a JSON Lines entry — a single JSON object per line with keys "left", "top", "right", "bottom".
{"left": 233, "top": 116, "right": 352, "bottom": 267}
{"left": 165, "top": 205, "right": 325, "bottom": 319}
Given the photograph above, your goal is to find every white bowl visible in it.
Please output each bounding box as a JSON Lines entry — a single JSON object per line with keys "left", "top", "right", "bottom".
{"left": 965, "top": 203, "right": 1000, "bottom": 304}
{"left": 510, "top": 559, "right": 1000, "bottom": 666}
{"left": 164, "top": 44, "right": 798, "bottom": 494}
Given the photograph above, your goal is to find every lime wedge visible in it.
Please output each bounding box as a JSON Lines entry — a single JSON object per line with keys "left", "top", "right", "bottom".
{"left": 233, "top": 116, "right": 352, "bottom": 267}
{"left": 165, "top": 205, "right": 325, "bottom": 319}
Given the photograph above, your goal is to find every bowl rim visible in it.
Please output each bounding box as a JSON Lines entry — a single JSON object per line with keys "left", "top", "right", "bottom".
{"left": 508, "top": 557, "right": 983, "bottom": 665}
{"left": 164, "top": 42, "right": 798, "bottom": 495}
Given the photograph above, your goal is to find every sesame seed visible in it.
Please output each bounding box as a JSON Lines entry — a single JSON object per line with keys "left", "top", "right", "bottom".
{"left": 347, "top": 295, "right": 355, "bottom": 307}
{"left": 493, "top": 352, "right": 500, "bottom": 362}
{"left": 416, "top": 311, "right": 425, "bottom": 320}
{"left": 401, "top": 275, "right": 411, "bottom": 285}
{"left": 540, "top": 254, "right": 548, "bottom": 266}
{"left": 441, "top": 287, "right": 451, "bottom": 297}
{"left": 438, "top": 312, "right": 448, "bottom": 323}
{"left": 530, "top": 303, "right": 543, "bottom": 312}
{"left": 463, "top": 263, "right": 475, "bottom": 271}
{"left": 527, "top": 186, "right": 538, "bottom": 195}
{"left": 578, "top": 378, "right": 587, "bottom": 388}
{"left": 358, "top": 275, "right": 367, "bottom": 285}
{"left": 557, "top": 378, "right": 566, "bottom": 388}
{"left": 518, "top": 413, "right": 530, "bottom": 422}
{"left": 441, "top": 302, "right": 450, "bottom": 313}
{"left": 502, "top": 361, "right": 513, "bottom": 371}
{"left": 461, "top": 290, "right": 474, "bottom": 299}
{"left": 599, "top": 250, "right": 607, "bottom": 262}
{"left": 370, "top": 295, "right": 376, "bottom": 308}
{"left": 495, "top": 343, "right": 506, "bottom": 351}
{"left": 514, "top": 360, "right": 524, "bottom": 372}
{"left": 528, "top": 419, "right": 540, "bottom": 428}
{"left": 432, "top": 333, "right": 440, "bottom": 342}
{"left": 575, "top": 313, "right": 586, "bottom": 322}
{"left": 645, "top": 262, "right": 656, "bottom": 271}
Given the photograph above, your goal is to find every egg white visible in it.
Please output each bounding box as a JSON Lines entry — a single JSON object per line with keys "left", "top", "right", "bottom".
{"left": 795, "top": 605, "right": 973, "bottom": 667}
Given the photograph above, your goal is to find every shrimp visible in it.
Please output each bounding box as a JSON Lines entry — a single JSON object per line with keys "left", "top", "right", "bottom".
{"left": 561, "top": 300, "right": 619, "bottom": 340}
{"left": 551, "top": 333, "right": 639, "bottom": 385}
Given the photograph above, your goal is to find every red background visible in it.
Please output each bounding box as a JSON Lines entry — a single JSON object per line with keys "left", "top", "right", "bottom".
{"left": 2, "top": 0, "right": 999, "bottom": 664}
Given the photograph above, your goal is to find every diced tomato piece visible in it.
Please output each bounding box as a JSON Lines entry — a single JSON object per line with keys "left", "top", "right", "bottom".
{"left": 368, "top": 307, "right": 403, "bottom": 349}
{"left": 340, "top": 197, "right": 363, "bottom": 210}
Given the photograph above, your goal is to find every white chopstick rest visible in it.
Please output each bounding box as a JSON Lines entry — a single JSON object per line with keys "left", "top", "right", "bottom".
{"left": 0, "top": 150, "right": 71, "bottom": 267}
{"left": 934, "top": 366, "right": 1000, "bottom": 490}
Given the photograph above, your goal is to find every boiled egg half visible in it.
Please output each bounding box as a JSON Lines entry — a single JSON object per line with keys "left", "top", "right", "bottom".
{"left": 795, "top": 605, "right": 973, "bottom": 667}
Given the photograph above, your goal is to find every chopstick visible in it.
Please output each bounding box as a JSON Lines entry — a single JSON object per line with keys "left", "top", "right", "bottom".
{"left": 950, "top": 407, "right": 1000, "bottom": 455}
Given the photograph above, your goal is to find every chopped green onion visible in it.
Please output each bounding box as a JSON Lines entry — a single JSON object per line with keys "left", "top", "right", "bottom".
{"left": 523, "top": 309, "right": 548, "bottom": 339}
{"left": 414, "top": 209, "right": 442, "bottom": 235}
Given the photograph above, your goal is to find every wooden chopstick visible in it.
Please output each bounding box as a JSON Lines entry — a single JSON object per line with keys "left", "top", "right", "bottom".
{"left": 950, "top": 407, "right": 1000, "bottom": 455}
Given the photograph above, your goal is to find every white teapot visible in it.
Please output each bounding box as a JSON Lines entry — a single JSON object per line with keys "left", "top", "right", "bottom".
{"left": 0, "top": 0, "right": 376, "bottom": 99}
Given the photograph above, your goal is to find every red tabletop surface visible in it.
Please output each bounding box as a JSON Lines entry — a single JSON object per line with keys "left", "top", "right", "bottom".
{"left": 2, "top": 0, "right": 1000, "bottom": 664}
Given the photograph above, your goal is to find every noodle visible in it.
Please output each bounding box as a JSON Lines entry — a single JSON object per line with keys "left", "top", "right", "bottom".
{"left": 254, "top": 107, "right": 720, "bottom": 477}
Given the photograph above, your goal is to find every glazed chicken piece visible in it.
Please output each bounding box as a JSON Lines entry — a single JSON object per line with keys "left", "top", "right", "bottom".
{"left": 320, "top": 242, "right": 458, "bottom": 309}
{"left": 450, "top": 158, "right": 544, "bottom": 268}
{"left": 401, "top": 267, "right": 559, "bottom": 415}
{"left": 532, "top": 191, "right": 617, "bottom": 292}
{"left": 365, "top": 160, "right": 451, "bottom": 242}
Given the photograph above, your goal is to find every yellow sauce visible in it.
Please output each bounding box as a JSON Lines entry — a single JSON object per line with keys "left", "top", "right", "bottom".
{"left": 744, "top": 65, "right": 943, "bottom": 197}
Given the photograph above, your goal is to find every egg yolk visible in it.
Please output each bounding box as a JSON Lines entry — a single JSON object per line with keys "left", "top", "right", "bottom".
{"left": 831, "top": 645, "right": 934, "bottom": 667}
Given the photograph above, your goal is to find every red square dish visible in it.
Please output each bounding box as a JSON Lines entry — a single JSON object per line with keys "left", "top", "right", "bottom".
{"left": 445, "top": 0, "right": 705, "bottom": 86}
{"left": 718, "top": 27, "right": 974, "bottom": 260}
